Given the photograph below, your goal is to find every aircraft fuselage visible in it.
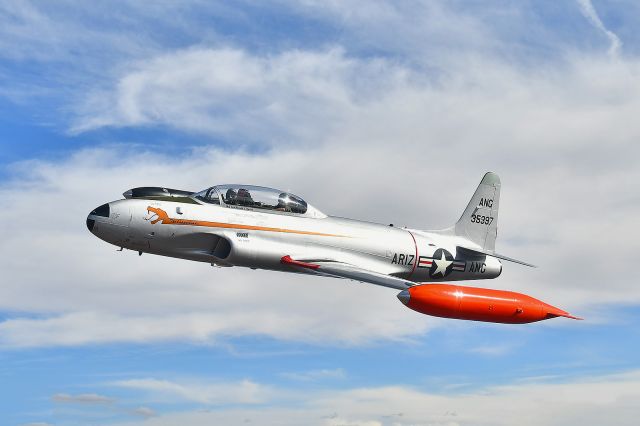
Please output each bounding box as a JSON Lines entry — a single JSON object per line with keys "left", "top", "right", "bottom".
{"left": 89, "top": 198, "right": 501, "bottom": 284}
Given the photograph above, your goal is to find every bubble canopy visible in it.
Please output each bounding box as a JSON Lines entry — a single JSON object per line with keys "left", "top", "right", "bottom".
{"left": 193, "top": 185, "right": 324, "bottom": 217}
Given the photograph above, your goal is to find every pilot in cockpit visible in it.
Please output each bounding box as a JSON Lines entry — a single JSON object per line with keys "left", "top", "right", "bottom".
{"left": 236, "top": 188, "right": 254, "bottom": 206}
{"left": 224, "top": 188, "right": 237, "bottom": 205}
{"left": 275, "top": 193, "right": 289, "bottom": 211}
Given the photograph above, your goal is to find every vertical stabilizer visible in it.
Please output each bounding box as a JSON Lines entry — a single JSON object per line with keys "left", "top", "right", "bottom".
{"left": 454, "top": 172, "right": 500, "bottom": 252}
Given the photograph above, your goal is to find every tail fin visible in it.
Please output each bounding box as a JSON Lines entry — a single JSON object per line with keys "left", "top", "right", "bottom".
{"left": 454, "top": 172, "right": 500, "bottom": 252}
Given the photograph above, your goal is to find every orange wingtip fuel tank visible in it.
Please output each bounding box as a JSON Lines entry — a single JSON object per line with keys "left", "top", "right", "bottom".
{"left": 397, "top": 284, "right": 582, "bottom": 324}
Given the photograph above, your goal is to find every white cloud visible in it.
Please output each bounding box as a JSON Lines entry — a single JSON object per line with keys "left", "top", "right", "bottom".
{"left": 468, "top": 344, "right": 515, "bottom": 357}
{"left": 281, "top": 368, "right": 346, "bottom": 381}
{"left": 131, "top": 406, "right": 156, "bottom": 418}
{"left": 1, "top": 48, "right": 640, "bottom": 348}
{"left": 105, "top": 370, "right": 640, "bottom": 426}
{"left": 0, "top": 1, "right": 631, "bottom": 128}
{"left": 111, "top": 378, "right": 273, "bottom": 405}
{"left": 0, "top": 1, "right": 211, "bottom": 63}
{"left": 576, "top": 0, "right": 622, "bottom": 57}
{"left": 0, "top": 145, "right": 438, "bottom": 348}
{"left": 1, "top": 4, "right": 638, "bottom": 426}
{"left": 0, "top": 305, "right": 424, "bottom": 348}
{"left": 51, "top": 392, "right": 114, "bottom": 404}
{"left": 0, "top": 1, "right": 639, "bottom": 349}
{"left": 71, "top": 47, "right": 405, "bottom": 141}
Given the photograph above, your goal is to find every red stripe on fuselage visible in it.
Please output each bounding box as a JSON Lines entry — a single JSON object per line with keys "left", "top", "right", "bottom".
{"left": 406, "top": 230, "right": 419, "bottom": 280}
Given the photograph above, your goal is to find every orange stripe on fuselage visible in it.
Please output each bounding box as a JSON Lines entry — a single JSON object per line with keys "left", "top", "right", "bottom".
{"left": 172, "top": 218, "right": 346, "bottom": 237}
{"left": 147, "top": 207, "right": 347, "bottom": 237}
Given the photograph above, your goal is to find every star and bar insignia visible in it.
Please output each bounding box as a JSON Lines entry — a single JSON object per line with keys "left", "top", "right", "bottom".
{"left": 417, "top": 248, "right": 465, "bottom": 278}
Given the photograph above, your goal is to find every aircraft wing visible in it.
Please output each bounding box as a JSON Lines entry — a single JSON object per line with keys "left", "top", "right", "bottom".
{"left": 280, "top": 255, "right": 413, "bottom": 290}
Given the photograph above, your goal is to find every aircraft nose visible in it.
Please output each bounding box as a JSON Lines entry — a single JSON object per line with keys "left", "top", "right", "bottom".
{"left": 86, "top": 203, "right": 110, "bottom": 233}
{"left": 90, "top": 203, "right": 110, "bottom": 218}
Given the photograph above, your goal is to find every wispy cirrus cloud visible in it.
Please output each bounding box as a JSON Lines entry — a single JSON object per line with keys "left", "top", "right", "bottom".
{"left": 70, "top": 47, "right": 395, "bottom": 140}
{"left": 0, "top": 0, "right": 630, "bottom": 137}
{"left": 51, "top": 392, "right": 114, "bottom": 404}
{"left": 576, "top": 0, "right": 622, "bottom": 57}
{"left": 469, "top": 344, "right": 516, "bottom": 357}
{"left": 281, "top": 368, "right": 346, "bottom": 382}
{"left": 131, "top": 406, "right": 156, "bottom": 418}
{"left": 45, "top": 391, "right": 158, "bottom": 423}
{"left": 111, "top": 378, "right": 274, "bottom": 405}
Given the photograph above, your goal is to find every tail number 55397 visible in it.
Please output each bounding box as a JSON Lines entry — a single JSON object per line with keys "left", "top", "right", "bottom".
{"left": 471, "top": 214, "right": 494, "bottom": 225}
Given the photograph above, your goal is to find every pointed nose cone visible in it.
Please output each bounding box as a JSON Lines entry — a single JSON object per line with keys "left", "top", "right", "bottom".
{"left": 544, "top": 304, "right": 583, "bottom": 320}
{"left": 86, "top": 217, "right": 95, "bottom": 232}
{"left": 397, "top": 289, "right": 411, "bottom": 306}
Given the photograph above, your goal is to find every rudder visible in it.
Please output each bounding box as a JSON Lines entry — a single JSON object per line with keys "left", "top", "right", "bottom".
{"left": 454, "top": 172, "right": 500, "bottom": 252}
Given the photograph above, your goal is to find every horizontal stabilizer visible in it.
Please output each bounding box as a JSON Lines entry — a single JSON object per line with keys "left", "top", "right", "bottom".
{"left": 456, "top": 246, "right": 536, "bottom": 268}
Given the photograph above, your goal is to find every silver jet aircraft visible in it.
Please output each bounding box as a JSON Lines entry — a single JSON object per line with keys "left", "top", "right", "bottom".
{"left": 87, "top": 172, "right": 580, "bottom": 324}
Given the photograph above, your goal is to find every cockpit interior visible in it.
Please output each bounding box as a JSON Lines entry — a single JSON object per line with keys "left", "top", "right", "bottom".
{"left": 194, "top": 185, "right": 314, "bottom": 215}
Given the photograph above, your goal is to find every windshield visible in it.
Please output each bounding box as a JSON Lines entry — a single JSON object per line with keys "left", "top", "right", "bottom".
{"left": 193, "top": 187, "right": 221, "bottom": 204}
{"left": 194, "top": 185, "right": 308, "bottom": 214}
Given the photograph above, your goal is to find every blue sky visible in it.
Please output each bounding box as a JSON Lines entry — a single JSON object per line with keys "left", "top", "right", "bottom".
{"left": 1, "top": 1, "right": 639, "bottom": 425}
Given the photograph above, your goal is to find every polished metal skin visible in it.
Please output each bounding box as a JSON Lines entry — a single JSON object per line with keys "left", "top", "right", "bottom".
{"left": 87, "top": 173, "right": 579, "bottom": 323}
